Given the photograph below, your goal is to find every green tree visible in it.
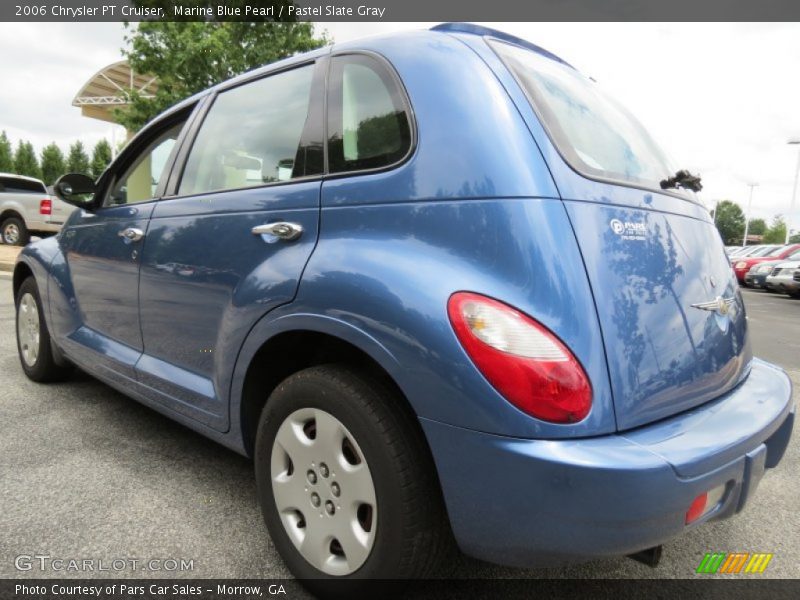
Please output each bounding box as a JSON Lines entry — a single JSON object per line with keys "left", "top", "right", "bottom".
{"left": 117, "top": 7, "right": 329, "bottom": 131}
{"left": 711, "top": 200, "right": 746, "bottom": 244}
{"left": 763, "top": 215, "right": 787, "bottom": 244}
{"left": 789, "top": 233, "right": 800, "bottom": 243}
{"left": 66, "top": 141, "right": 91, "bottom": 175}
{"left": 14, "top": 141, "right": 42, "bottom": 180}
{"left": 747, "top": 217, "right": 766, "bottom": 236}
{"left": 0, "top": 131, "right": 14, "bottom": 172}
{"left": 40, "top": 143, "right": 66, "bottom": 186}
{"left": 91, "top": 139, "right": 113, "bottom": 179}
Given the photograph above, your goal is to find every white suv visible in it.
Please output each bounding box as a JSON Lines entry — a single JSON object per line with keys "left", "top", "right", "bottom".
{"left": 0, "top": 173, "right": 72, "bottom": 245}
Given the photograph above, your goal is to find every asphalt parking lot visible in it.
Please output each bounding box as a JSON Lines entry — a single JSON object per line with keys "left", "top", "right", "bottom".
{"left": 0, "top": 276, "right": 798, "bottom": 581}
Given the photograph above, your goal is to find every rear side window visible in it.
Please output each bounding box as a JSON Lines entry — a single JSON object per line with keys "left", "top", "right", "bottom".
{"left": 327, "top": 54, "right": 412, "bottom": 173}
{"left": 0, "top": 176, "right": 46, "bottom": 194}
{"left": 179, "top": 64, "right": 316, "bottom": 196}
{"left": 491, "top": 40, "right": 676, "bottom": 193}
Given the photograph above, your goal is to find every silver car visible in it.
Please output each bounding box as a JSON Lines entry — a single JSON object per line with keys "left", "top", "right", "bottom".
{"left": 765, "top": 260, "right": 800, "bottom": 298}
{"left": 0, "top": 173, "right": 72, "bottom": 245}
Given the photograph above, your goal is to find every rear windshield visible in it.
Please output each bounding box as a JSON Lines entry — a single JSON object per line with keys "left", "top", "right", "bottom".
{"left": 765, "top": 246, "right": 787, "bottom": 257}
{"left": 0, "top": 176, "right": 47, "bottom": 194}
{"left": 491, "top": 40, "right": 680, "bottom": 195}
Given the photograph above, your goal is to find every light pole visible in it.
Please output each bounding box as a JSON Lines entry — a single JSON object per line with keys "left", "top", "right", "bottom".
{"left": 787, "top": 138, "right": 800, "bottom": 244}
{"left": 742, "top": 183, "right": 758, "bottom": 247}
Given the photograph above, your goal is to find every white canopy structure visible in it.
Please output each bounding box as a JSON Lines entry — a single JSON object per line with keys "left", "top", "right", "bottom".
{"left": 72, "top": 60, "right": 158, "bottom": 124}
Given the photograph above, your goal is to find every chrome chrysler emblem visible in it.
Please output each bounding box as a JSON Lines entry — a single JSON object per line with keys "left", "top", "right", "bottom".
{"left": 691, "top": 295, "right": 736, "bottom": 317}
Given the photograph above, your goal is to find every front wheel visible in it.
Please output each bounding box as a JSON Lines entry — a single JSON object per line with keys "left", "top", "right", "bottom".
{"left": 16, "top": 277, "right": 71, "bottom": 382}
{"left": 254, "top": 365, "right": 451, "bottom": 594}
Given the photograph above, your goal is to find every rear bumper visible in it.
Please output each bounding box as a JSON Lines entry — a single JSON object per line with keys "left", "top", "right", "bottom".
{"left": 422, "top": 358, "right": 793, "bottom": 567}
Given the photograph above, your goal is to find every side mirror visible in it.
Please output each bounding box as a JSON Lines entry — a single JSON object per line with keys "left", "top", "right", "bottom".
{"left": 53, "top": 173, "right": 98, "bottom": 209}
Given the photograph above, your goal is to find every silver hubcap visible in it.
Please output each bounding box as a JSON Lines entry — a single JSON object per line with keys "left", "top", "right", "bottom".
{"left": 271, "top": 408, "right": 377, "bottom": 576}
{"left": 4, "top": 223, "right": 20, "bottom": 244}
{"left": 17, "top": 292, "right": 40, "bottom": 367}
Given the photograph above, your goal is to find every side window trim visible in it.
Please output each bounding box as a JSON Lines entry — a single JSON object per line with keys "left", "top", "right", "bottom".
{"left": 325, "top": 50, "right": 417, "bottom": 179}
{"left": 163, "top": 95, "right": 214, "bottom": 197}
{"left": 164, "top": 59, "right": 326, "bottom": 200}
{"left": 99, "top": 102, "right": 200, "bottom": 208}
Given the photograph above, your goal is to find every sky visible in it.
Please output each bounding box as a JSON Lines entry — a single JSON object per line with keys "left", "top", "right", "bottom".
{"left": 1, "top": 21, "right": 799, "bottom": 233}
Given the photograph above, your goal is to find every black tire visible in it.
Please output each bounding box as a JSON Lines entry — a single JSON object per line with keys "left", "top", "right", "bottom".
{"left": 15, "top": 277, "right": 71, "bottom": 382}
{"left": 255, "top": 365, "right": 452, "bottom": 596}
{"left": 788, "top": 290, "right": 800, "bottom": 299}
{"left": 2, "top": 216, "right": 30, "bottom": 246}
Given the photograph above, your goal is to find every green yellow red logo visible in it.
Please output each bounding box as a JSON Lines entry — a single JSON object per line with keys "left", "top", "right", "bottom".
{"left": 696, "top": 552, "right": 773, "bottom": 574}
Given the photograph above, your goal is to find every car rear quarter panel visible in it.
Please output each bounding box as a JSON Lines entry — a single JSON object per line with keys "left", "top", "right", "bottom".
{"left": 231, "top": 31, "right": 616, "bottom": 439}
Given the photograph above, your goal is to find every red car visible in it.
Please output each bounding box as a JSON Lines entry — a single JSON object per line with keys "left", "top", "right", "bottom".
{"left": 733, "top": 244, "right": 800, "bottom": 284}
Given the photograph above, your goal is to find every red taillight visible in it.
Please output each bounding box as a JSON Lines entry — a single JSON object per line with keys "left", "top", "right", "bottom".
{"left": 39, "top": 199, "right": 52, "bottom": 215}
{"left": 685, "top": 492, "right": 708, "bottom": 524}
{"left": 447, "top": 292, "right": 592, "bottom": 423}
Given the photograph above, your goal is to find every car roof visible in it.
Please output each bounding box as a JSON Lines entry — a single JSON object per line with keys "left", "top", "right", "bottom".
{"left": 431, "top": 23, "right": 574, "bottom": 69}
{"left": 212, "top": 23, "right": 572, "bottom": 94}
{"left": 0, "top": 172, "right": 45, "bottom": 185}
{"left": 152, "top": 24, "right": 570, "bottom": 130}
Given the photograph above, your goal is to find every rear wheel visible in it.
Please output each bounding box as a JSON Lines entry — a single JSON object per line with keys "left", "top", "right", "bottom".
{"left": 16, "top": 277, "right": 71, "bottom": 382}
{"left": 2, "top": 217, "right": 30, "bottom": 246}
{"left": 788, "top": 290, "right": 800, "bottom": 299}
{"left": 254, "top": 365, "right": 451, "bottom": 595}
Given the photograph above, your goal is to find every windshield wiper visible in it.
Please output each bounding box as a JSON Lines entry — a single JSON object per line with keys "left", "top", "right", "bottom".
{"left": 660, "top": 169, "right": 703, "bottom": 192}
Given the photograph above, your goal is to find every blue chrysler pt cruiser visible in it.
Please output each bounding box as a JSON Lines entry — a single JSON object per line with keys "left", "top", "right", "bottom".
{"left": 13, "top": 24, "right": 794, "bottom": 591}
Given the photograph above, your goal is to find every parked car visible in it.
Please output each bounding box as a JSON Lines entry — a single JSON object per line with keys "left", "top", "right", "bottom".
{"left": 733, "top": 244, "right": 800, "bottom": 284}
{"left": 727, "top": 245, "right": 757, "bottom": 257}
{"left": 745, "top": 247, "right": 800, "bottom": 289}
{"left": 729, "top": 244, "right": 772, "bottom": 259}
{"left": 13, "top": 24, "right": 794, "bottom": 592}
{"left": 765, "top": 260, "right": 800, "bottom": 297}
{"left": 0, "top": 173, "right": 72, "bottom": 245}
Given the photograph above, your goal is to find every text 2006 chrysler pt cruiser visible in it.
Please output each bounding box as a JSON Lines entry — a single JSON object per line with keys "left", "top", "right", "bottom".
{"left": 14, "top": 24, "right": 794, "bottom": 590}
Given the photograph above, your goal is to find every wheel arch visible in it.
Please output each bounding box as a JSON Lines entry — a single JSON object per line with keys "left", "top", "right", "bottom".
{"left": 233, "top": 315, "right": 419, "bottom": 459}
{"left": 12, "top": 260, "right": 34, "bottom": 304}
{"left": 1, "top": 208, "right": 25, "bottom": 223}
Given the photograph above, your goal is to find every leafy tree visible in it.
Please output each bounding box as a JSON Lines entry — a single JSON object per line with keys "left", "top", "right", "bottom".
{"left": 789, "top": 233, "right": 800, "bottom": 244}
{"left": 0, "top": 131, "right": 14, "bottom": 172}
{"left": 763, "top": 215, "right": 787, "bottom": 244}
{"left": 14, "top": 141, "right": 42, "bottom": 180}
{"left": 40, "top": 143, "right": 66, "bottom": 186}
{"left": 91, "top": 139, "right": 113, "bottom": 179}
{"left": 117, "top": 5, "right": 329, "bottom": 131}
{"left": 711, "top": 200, "right": 745, "bottom": 244}
{"left": 66, "top": 141, "right": 91, "bottom": 175}
{"left": 747, "top": 218, "right": 766, "bottom": 236}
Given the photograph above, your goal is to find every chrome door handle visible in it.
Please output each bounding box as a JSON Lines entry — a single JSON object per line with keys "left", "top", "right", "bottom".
{"left": 118, "top": 227, "right": 144, "bottom": 242}
{"left": 252, "top": 222, "right": 303, "bottom": 241}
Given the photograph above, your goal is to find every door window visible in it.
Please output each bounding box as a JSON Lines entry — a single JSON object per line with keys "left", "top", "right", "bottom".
{"left": 178, "top": 64, "right": 316, "bottom": 196}
{"left": 327, "top": 54, "right": 412, "bottom": 173}
{"left": 106, "top": 122, "right": 184, "bottom": 206}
